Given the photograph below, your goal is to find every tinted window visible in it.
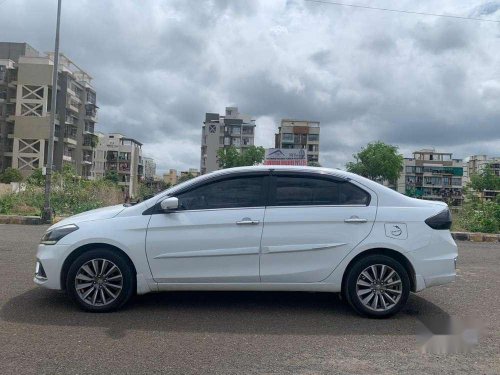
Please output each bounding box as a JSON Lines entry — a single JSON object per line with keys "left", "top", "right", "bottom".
{"left": 273, "top": 175, "right": 370, "bottom": 206}
{"left": 339, "top": 182, "right": 370, "bottom": 205}
{"left": 176, "top": 176, "right": 266, "bottom": 210}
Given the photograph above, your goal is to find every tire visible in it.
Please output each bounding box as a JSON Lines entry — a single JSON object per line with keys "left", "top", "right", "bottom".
{"left": 345, "top": 254, "right": 410, "bottom": 318}
{"left": 66, "top": 248, "right": 135, "bottom": 312}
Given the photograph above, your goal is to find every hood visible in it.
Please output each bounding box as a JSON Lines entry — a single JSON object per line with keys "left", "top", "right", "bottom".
{"left": 49, "top": 204, "right": 127, "bottom": 230}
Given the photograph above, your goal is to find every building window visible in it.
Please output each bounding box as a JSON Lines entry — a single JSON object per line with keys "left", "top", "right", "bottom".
{"left": 209, "top": 124, "right": 217, "bottom": 133}
{"left": 282, "top": 133, "right": 294, "bottom": 143}
{"left": 308, "top": 134, "right": 319, "bottom": 142}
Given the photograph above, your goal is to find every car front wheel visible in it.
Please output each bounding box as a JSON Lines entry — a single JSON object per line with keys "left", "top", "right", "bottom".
{"left": 345, "top": 254, "right": 410, "bottom": 318}
{"left": 66, "top": 248, "right": 135, "bottom": 312}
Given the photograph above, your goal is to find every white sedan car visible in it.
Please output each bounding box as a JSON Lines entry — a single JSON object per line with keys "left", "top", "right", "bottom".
{"left": 34, "top": 166, "right": 457, "bottom": 318}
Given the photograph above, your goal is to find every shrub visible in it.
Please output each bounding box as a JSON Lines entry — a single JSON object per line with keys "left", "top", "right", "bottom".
{"left": 0, "top": 167, "right": 23, "bottom": 183}
{"left": 0, "top": 166, "right": 123, "bottom": 217}
{"left": 455, "top": 199, "right": 500, "bottom": 234}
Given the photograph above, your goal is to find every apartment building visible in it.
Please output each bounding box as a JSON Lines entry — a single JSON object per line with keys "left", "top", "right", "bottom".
{"left": 143, "top": 157, "right": 156, "bottom": 181}
{"left": 163, "top": 169, "right": 178, "bottom": 186}
{"left": 274, "top": 119, "right": 320, "bottom": 164}
{"left": 0, "top": 42, "right": 98, "bottom": 178}
{"left": 397, "top": 148, "right": 464, "bottom": 205}
{"left": 463, "top": 155, "right": 500, "bottom": 184}
{"left": 92, "top": 133, "right": 143, "bottom": 198}
{"left": 200, "top": 107, "right": 256, "bottom": 174}
{"left": 163, "top": 168, "right": 200, "bottom": 186}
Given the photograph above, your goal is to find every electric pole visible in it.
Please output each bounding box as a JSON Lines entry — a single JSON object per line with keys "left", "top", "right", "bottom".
{"left": 42, "top": 0, "right": 62, "bottom": 224}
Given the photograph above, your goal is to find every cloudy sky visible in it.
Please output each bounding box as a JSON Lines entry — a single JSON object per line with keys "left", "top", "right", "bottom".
{"left": 1, "top": 0, "right": 499, "bottom": 173}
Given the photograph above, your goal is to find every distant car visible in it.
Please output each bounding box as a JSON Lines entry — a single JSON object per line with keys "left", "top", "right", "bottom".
{"left": 34, "top": 166, "right": 457, "bottom": 317}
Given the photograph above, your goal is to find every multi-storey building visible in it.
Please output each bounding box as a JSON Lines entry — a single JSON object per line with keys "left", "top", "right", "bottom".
{"left": 163, "top": 169, "right": 178, "bottom": 186}
{"left": 0, "top": 42, "right": 98, "bottom": 178}
{"left": 463, "top": 155, "right": 500, "bottom": 184}
{"left": 274, "top": 119, "right": 320, "bottom": 164}
{"left": 180, "top": 168, "right": 200, "bottom": 179}
{"left": 200, "top": 107, "right": 256, "bottom": 174}
{"left": 397, "top": 149, "right": 464, "bottom": 205}
{"left": 92, "top": 132, "right": 143, "bottom": 198}
{"left": 143, "top": 157, "right": 156, "bottom": 181}
{"left": 163, "top": 168, "right": 200, "bottom": 186}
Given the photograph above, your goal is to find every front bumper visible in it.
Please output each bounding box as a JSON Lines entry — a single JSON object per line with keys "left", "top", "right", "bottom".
{"left": 33, "top": 243, "right": 70, "bottom": 290}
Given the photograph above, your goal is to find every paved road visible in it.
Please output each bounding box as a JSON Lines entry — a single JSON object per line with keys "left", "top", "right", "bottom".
{"left": 0, "top": 224, "right": 499, "bottom": 374}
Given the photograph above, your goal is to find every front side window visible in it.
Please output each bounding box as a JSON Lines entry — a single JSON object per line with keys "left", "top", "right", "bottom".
{"left": 272, "top": 175, "right": 370, "bottom": 206}
{"left": 176, "top": 176, "right": 266, "bottom": 210}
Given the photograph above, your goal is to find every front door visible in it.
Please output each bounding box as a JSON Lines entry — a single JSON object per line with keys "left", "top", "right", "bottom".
{"left": 145, "top": 174, "right": 268, "bottom": 283}
{"left": 260, "top": 172, "right": 376, "bottom": 283}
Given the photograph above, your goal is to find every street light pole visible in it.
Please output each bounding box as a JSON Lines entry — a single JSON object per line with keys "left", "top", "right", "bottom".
{"left": 42, "top": 0, "right": 62, "bottom": 224}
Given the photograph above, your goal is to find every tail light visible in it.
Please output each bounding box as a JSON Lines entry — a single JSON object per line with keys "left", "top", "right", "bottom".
{"left": 425, "top": 209, "right": 452, "bottom": 230}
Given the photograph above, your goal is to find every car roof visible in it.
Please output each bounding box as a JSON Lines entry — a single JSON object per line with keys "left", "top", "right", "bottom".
{"left": 208, "top": 165, "right": 351, "bottom": 178}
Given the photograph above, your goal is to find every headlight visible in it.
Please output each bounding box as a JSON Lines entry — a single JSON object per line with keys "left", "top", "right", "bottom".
{"left": 40, "top": 224, "right": 79, "bottom": 245}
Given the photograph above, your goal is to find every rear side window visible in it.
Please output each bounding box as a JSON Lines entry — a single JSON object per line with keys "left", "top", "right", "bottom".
{"left": 176, "top": 176, "right": 266, "bottom": 210}
{"left": 272, "top": 175, "right": 370, "bottom": 206}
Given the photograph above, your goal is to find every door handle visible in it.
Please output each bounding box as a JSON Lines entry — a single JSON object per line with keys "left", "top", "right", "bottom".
{"left": 344, "top": 217, "right": 368, "bottom": 223}
{"left": 236, "top": 218, "right": 260, "bottom": 225}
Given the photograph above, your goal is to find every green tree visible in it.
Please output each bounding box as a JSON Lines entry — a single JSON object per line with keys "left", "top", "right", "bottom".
{"left": 104, "top": 170, "right": 119, "bottom": 184}
{"left": 308, "top": 161, "right": 322, "bottom": 167}
{"left": 217, "top": 146, "right": 266, "bottom": 169}
{"left": 346, "top": 141, "right": 404, "bottom": 183}
{"left": 26, "top": 168, "right": 45, "bottom": 187}
{"left": 469, "top": 165, "right": 500, "bottom": 192}
{"left": 0, "top": 167, "right": 23, "bottom": 183}
{"left": 177, "top": 173, "right": 195, "bottom": 184}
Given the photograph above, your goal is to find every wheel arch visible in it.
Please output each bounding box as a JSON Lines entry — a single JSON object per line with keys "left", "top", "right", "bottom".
{"left": 60, "top": 243, "right": 137, "bottom": 291}
{"left": 341, "top": 248, "right": 416, "bottom": 294}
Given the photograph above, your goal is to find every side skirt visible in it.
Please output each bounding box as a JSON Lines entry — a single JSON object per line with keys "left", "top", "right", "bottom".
{"left": 154, "top": 282, "right": 340, "bottom": 293}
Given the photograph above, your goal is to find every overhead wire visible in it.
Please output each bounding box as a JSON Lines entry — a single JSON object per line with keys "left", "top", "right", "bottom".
{"left": 303, "top": 0, "right": 500, "bottom": 23}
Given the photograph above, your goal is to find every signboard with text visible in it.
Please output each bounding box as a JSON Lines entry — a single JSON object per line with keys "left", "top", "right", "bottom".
{"left": 264, "top": 148, "right": 307, "bottom": 166}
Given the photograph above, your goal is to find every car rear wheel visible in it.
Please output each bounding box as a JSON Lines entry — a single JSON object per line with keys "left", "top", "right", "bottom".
{"left": 66, "top": 248, "right": 135, "bottom": 312}
{"left": 345, "top": 254, "right": 410, "bottom": 318}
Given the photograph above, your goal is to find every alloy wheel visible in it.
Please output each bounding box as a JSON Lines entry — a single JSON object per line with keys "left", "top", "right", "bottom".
{"left": 355, "top": 264, "right": 402, "bottom": 312}
{"left": 74, "top": 258, "right": 123, "bottom": 306}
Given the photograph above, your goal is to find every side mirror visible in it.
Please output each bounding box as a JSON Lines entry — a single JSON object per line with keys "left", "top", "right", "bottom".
{"left": 160, "top": 197, "right": 179, "bottom": 212}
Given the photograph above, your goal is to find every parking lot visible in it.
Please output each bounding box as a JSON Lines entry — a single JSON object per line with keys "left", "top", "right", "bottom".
{"left": 0, "top": 224, "right": 499, "bottom": 374}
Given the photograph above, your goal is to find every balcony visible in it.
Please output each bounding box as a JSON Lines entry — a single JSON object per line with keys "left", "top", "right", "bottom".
{"left": 84, "top": 122, "right": 94, "bottom": 134}
{"left": 67, "top": 100, "right": 79, "bottom": 113}
{"left": 65, "top": 115, "right": 74, "bottom": 125}
{"left": 82, "top": 154, "right": 92, "bottom": 165}
{"left": 85, "top": 103, "right": 98, "bottom": 122}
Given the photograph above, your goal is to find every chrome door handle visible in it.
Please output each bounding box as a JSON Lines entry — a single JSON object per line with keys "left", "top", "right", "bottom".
{"left": 344, "top": 217, "right": 368, "bottom": 223}
{"left": 236, "top": 218, "right": 260, "bottom": 225}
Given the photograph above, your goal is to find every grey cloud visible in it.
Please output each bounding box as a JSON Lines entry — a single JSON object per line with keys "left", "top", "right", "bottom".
{"left": 0, "top": 0, "right": 498, "bottom": 173}
{"left": 469, "top": 1, "right": 500, "bottom": 17}
{"left": 411, "top": 19, "right": 475, "bottom": 54}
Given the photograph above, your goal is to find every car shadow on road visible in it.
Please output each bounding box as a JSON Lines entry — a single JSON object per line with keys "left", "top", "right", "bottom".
{"left": 1, "top": 288, "right": 449, "bottom": 339}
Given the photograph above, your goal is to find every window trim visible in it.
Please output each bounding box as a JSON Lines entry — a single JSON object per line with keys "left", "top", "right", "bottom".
{"left": 268, "top": 172, "right": 371, "bottom": 207}
{"left": 145, "top": 172, "right": 271, "bottom": 214}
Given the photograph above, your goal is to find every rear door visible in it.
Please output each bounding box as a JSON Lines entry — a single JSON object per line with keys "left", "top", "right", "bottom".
{"left": 260, "top": 172, "right": 376, "bottom": 283}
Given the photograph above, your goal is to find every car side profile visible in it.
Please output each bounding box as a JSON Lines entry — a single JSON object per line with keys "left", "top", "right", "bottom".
{"left": 34, "top": 166, "right": 458, "bottom": 318}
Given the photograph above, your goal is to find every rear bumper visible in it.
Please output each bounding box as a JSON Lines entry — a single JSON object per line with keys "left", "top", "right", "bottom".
{"left": 408, "top": 231, "right": 458, "bottom": 292}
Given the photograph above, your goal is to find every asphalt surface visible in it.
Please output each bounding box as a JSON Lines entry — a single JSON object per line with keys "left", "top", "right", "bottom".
{"left": 0, "top": 224, "right": 499, "bottom": 375}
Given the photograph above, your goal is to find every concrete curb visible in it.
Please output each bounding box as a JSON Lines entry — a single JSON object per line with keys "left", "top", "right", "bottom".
{"left": 0, "top": 215, "right": 42, "bottom": 225}
{"left": 452, "top": 232, "right": 500, "bottom": 242}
